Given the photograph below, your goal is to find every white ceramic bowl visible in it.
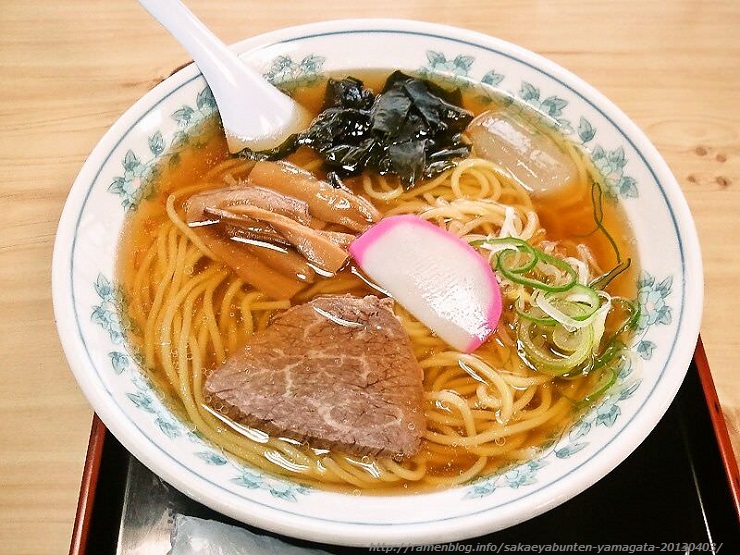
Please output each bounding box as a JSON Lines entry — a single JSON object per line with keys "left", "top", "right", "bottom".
{"left": 53, "top": 19, "right": 703, "bottom": 546}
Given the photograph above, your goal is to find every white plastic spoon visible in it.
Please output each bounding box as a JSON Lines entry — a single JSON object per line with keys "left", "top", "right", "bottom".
{"left": 137, "top": 0, "right": 313, "bottom": 153}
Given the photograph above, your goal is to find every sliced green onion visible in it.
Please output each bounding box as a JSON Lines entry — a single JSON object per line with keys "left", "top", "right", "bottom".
{"left": 611, "top": 297, "right": 641, "bottom": 336}
{"left": 514, "top": 298, "right": 555, "bottom": 325}
{"left": 552, "top": 324, "right": 585, "bottom": 352}
{"left": 592, "top": 339, "right": 626, "bottom": 371}
{"left": 533, "top": 286, "right": 603, "bottom": 331}
{"left": 517, "top": 319, "right": 594, "bottom": 376}
{"left": 497, "top": 249, "right": 577, "bottom": 292}
{"left": 472, "top": 237, "right": 538, "bottom": 273}
{"left": 536, "top": 297, "right": 589, "bottom": 332}
{"left": 473, "top": 237, "right": 579, "bottom": 292}
{"left": 474, "top": 231, "right": 636, "bottom": 389}
{"left": 591, "top": 258, "right": 631, "bottom": 290}
{"left": 576, "top": 367, "right": 619, "bottom": 408}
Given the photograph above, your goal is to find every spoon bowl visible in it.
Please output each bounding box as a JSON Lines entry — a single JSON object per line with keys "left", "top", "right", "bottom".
{"left": 137, "top": 0, "right": 312, "bottom": 152}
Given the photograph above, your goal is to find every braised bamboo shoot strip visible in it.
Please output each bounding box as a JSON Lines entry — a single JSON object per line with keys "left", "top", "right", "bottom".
{"left": 248, "top": 160, "right": 380, "bottom": 231}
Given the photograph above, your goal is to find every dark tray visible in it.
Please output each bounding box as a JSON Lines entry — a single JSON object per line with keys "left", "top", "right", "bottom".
{"left": 70, "top": 339, "right": 740, "bottom": 554}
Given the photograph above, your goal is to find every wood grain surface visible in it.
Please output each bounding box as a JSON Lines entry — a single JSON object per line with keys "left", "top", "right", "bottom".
{"left": 1, "top": 1, "right": 738, "bottom": 553}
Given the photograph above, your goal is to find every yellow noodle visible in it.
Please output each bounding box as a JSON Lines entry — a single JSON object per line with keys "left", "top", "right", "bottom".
{"left": 320, "top": 456, "right": 372, "bottom": 489}
{"left": 331, "top": 456, "right": 389, "bottom": 486}
{"left": 166, "top": 194, "right": 218, "bottom": 261}
{"left": 362, "top": 173, "right": 404, "bottom": 202}
{"left": 428, "top": 390, "right": 478, "bottom": 437}
{"left": 143, "top": 224, "right": 180, "bottom": 368}
{"left": 511, "top": 386, "right": 538, "bottom": 413}
{"left": 425, "top": 456, "right": 488, "bottom": 486}
{"left": 379, "top": 456, "right": 427, "bottom": 482}
{"left": 131, "top": 238, "right": 159, "bottom": 322}
{"left": 425, "top": 397, "right": 570, "bottom": 447}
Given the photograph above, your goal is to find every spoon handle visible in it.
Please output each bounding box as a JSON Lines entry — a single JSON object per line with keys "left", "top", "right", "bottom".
{"left": 137, "top": 0, "right": 310, "bottom": 152}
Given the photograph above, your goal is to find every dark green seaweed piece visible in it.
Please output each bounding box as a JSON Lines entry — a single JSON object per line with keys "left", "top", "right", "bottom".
{"left": 321, "top": 76, "right": 375, "bottom": 111}
{"left": 242, "top": 73, "right": 473, "bottom": 189}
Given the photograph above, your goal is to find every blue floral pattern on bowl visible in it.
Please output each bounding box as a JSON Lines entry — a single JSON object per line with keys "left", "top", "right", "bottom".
{"left": 108, "top": 88, "right": 218, "bottom": 211}
{"left": 53, "top": 23, "right": 703, "bottom": 543}
{"left": 263, "top": 54, "right": 326, "bottom": 95}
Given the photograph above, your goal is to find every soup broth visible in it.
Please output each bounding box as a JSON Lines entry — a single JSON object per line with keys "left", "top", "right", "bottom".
{"left": 117, "top": 72, "right": 638, "bottom": 493}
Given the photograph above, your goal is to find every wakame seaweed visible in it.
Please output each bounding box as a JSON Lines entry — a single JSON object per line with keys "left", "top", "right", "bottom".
{"left": 244, "top": 72, "right": 473, "bottom": 189}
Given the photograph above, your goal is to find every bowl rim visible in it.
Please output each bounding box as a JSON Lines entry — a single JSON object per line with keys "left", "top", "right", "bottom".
{"left": 52, "top": 18, "right": 704, "bottom": 546}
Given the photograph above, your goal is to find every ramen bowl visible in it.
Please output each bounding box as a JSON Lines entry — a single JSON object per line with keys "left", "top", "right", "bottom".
{"left": 52, "top": 19, "right": 702, "bottom": 546}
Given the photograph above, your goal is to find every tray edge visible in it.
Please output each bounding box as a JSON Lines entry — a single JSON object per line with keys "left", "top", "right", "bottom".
{"left": 69, "top": 414, "right": 106, "bottom": 555}
{"left": 692, "top": 337, "right": 740, "bottom": 520}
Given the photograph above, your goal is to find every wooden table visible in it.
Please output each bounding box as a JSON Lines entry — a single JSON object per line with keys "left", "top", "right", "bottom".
{"left": 1, "top": 1, "right": 738, "bottom": 552}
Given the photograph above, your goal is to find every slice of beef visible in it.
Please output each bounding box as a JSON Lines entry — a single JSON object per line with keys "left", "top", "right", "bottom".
{"left": 204, "top": 295, "right": 426, "bottom": 457}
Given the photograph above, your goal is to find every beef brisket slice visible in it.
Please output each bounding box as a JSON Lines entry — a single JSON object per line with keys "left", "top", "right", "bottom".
{"left": 204, "top": 295, "right": 425, "bottom": 457}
